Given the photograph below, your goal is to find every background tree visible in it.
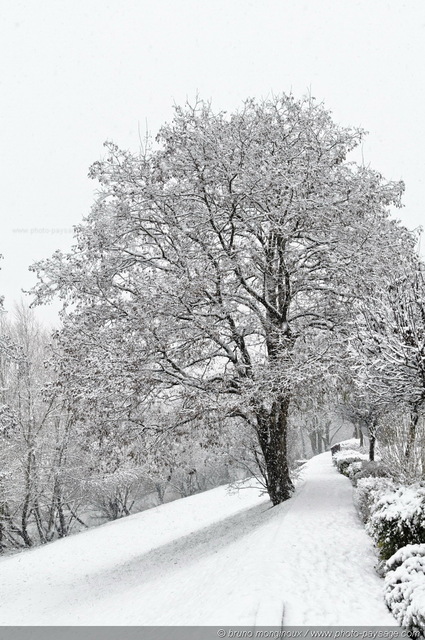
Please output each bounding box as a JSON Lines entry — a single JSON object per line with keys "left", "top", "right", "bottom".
{"left": 31, "top": 95, "right": 415, "bottom": 505}
{"left": 347, "top": 255, "right": 425, "bottom": 461}
{"left": 0, "top": 304, "right": 86, "bottom": 550}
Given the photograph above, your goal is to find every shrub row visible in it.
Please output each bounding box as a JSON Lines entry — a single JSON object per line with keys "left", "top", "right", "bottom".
{"left": 333, "top": 440, "right": 425, "bottom": 633}
{"left": 366, "top": 484, "right": 425, "bottom": 561}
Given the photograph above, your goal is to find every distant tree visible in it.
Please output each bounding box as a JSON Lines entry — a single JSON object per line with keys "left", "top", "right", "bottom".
{"left": 348, "top": 256, "right": 425, "bottom": 461}
{"left": 31, "top": 95, "right": 415, "bottom": 504}
{"left": 0, "top": 304, "right": 84, "bottom": 550}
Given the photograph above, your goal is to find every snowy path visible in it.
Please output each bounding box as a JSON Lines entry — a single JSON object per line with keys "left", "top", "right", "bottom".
{"left": 0, "top": 452, "right": 396, "bottom": 626}
{"left": 255, "top": 453, "right": 396, "bottom": 626}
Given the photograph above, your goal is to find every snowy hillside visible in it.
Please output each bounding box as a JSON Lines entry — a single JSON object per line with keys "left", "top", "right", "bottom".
{"left": 0, "top": 453, "right": 397, "bottom": 626}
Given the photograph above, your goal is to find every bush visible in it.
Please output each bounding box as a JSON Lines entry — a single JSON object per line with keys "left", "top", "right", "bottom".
{"left": 333, "top": 448, "right": 369, "bottom": 477}
{"left": 348, "top": 460, "right": 364, "bottom": 479}
{"left": 384, "top": 544, "right": 425, "bottom": 634}
{"left": 355, "top": 477, "right": 397, "bottom": 524}
{"left": 367, "top": 484, "right": 425, "bottom": 560}
{"left": 339, "top": 438, "right": 363, "bottom": 452}
{"left": 351, "top": 460, "right": 390, "bottom": 487}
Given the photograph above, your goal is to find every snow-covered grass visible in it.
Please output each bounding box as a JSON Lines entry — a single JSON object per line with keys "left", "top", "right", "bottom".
{"left": 0, "top": 452, "right": 396, "bottom": 626}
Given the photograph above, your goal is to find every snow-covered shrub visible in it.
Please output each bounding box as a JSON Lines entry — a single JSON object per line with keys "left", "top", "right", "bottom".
{"left": 351, "top": 460, "right": 390, "bottom": 487}
{"left": 333, "top": 448, "right": 369, "bottom": 477}
{"left": 348, "top": 460, "right": 363, "bottom": 479}
{"left": 339, "top": 438, "right": 362, "bottom": 451}
{"left": 367, "top": 484, "right": 425, "bottom": 560}
{"left": 355, "top": 477, "right": 396, "bottom": 524}
{"left": 384, "top": 544, "right": 425, "bottom": 634}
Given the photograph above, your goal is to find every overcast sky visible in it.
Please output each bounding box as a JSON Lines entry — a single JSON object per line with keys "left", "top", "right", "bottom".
{"left": 1, "top": 0, "right": 424, "bottom": 325}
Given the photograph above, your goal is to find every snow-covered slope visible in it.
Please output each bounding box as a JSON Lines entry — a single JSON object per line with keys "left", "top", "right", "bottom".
{"left": 0, "top": 453, "right": 397, "bottom": 626}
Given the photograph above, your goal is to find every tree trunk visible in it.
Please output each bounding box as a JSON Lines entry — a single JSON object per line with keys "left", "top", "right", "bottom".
{"left": 367, "top": 416, "right": 378, "bottom": 462}
{"left": 317, "top": 431, "right": 323, "bottom": 453}
{"left": 21, "top": 449, "right": 35, "bottom": 548}
{"left": 256, "top": 396, "right": 294, "bottom": 506}
{"left": 405, "top": 403, "right": 420, "bottom": 460}
{"left": 369, "top": 434, "right": 375, "bottom": 461}
{"left": 54, "top": 481, "right": 67, "bottom": 538}
{"left": 308, "top": 431, "right": 318, "bottom": 455}
{"left": 323, "top": 421, "right": 331, "bottom": 450}
{"left": 300, "top": 426, "right": 307, "bottom": 459}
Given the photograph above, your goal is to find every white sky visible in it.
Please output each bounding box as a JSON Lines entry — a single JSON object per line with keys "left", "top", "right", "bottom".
{"left": 1, "top": 0, "right": 424, "bottom": 325}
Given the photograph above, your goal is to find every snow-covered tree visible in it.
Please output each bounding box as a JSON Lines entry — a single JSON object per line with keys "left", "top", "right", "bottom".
{"left": 31, "top": 95, "right": 415, "bottom": 504}
{"left": 349, "top": 255, "right": 425, "bottom": 462}
{"left": 0, "top": 304, "right": 85, "bottom": 550}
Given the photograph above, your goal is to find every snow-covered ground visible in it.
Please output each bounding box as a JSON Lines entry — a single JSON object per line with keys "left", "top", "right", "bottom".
{"left": 0, "top": 452, "right": 397, "bottom": 626}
